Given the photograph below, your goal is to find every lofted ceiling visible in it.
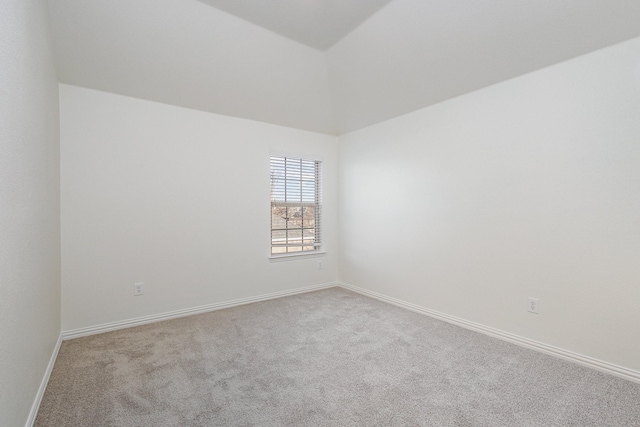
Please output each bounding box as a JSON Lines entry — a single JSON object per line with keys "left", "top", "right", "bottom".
{"left": 196, "top": 0, "right": 394, "bottom": 51}
{"left": 47, "top": 0, "right": 640, "bottom": 135}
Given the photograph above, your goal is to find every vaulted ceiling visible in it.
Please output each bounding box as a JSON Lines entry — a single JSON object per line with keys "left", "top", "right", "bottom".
{"left": 196, "top": 0, "right": 395, "bottom": 51}
{"left": 48, "top": 0, "right": 640, "bottom": 135}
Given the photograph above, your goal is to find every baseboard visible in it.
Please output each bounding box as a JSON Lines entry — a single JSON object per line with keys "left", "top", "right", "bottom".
{"left": 337, "top": 281, "right": 640, "bottom": 384}
{"left": 62, "top": 282, "right": 339, "bottom": 340}
{"left": 25, "top": 332, "right": 63, "bottom": 427}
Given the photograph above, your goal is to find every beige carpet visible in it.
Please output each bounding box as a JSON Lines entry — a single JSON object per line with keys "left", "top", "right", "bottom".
{"left": 36, "top": 287, "right": 640, "bottom": 426}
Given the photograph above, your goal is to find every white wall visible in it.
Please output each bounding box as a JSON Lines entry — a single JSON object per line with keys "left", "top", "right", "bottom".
{"left": 338, "top": 37, "right": 640, "bottom": 371}
{"left": 0, "top": 1, "right": 61, "bottom": 425}
{"left": 60, "top": 85, "right": 338, "bottom": 331}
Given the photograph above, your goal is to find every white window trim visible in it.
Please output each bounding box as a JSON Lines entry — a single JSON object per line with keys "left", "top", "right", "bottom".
{"left": 269, "top": 150, "right": 323, "bottom": 260}
{"left": 269, "top": 150, "right": 323, "bottom": 163}
{"left": 268, "top": 251, "right": 326, "bottom": 262}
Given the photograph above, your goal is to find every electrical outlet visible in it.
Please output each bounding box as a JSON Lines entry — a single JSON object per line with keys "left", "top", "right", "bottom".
{"left": 134, "top": 283, "right": 144, "bottom": 296}
{"left": 527, "top": 297, "right": 539, "bottom": 314}
{"left": 317, "top": 260, "right": 323, "bottom": 270}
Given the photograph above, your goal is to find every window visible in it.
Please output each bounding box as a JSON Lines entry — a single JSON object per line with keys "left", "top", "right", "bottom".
{"left": 270, "top": 155, "right": 321, "bottom": 256}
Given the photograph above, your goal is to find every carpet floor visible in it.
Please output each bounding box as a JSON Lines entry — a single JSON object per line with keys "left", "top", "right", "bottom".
{"left": 36, "top": 287, "right": 640, "bottom": 426}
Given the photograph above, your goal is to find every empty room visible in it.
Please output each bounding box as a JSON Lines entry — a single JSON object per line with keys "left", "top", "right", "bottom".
{"left": 2, "top": 0, "right": 640, "bottom": 425}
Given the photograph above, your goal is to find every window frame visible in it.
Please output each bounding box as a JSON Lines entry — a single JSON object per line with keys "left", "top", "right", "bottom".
{"left": 269, "top": 153, "right": 323, "bottom": 260}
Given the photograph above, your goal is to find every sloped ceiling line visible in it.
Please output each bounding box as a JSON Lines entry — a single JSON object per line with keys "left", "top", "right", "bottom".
{"left": 47, "top": 0, "right": 640, "bottom": 135}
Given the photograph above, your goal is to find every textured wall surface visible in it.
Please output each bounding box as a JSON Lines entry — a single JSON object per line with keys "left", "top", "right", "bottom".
{"left": 339, "top": 37, "right": 640, "bottom": 372}
{"left": 0, "top": 1, "right": 61, "bottom": 425}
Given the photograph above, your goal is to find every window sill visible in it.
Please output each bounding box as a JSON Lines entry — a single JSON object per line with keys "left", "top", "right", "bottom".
{"left": 269, "top": 251, "right": 326, "bottom": 262}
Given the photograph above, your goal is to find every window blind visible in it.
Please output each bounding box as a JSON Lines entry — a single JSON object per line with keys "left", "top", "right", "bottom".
{"left": 270, "top": 156, "right": 321, "bottom": 255}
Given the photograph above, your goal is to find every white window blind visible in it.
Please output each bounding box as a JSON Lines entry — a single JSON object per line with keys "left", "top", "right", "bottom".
{"left": 270, "top": 156, "right": 321, "bottom": 255}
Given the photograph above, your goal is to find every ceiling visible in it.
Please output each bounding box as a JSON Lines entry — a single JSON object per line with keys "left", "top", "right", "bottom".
{"left": 196, "top": 0, "right": 394, "bottom": 51}
{"left": 47, "top": 0, "right": 640, "bottom": 135}
{"left": 326, "top": 0, "right": 640, "bottom": 133}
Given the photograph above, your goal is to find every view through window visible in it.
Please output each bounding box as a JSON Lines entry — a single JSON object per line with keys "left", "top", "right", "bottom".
{"left": 270, "top": 156, "right": 321, "bottom": 255}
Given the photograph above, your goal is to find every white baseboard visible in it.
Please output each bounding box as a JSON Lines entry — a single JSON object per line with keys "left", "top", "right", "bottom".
{"left": 337, "top": 281, "right": 640, "bottom": 384}
{"left": 62, "top": 282, "right": 338, "bottom": 340}
{"left": 25, "top": 332, "right": 63, "bottom": 427}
